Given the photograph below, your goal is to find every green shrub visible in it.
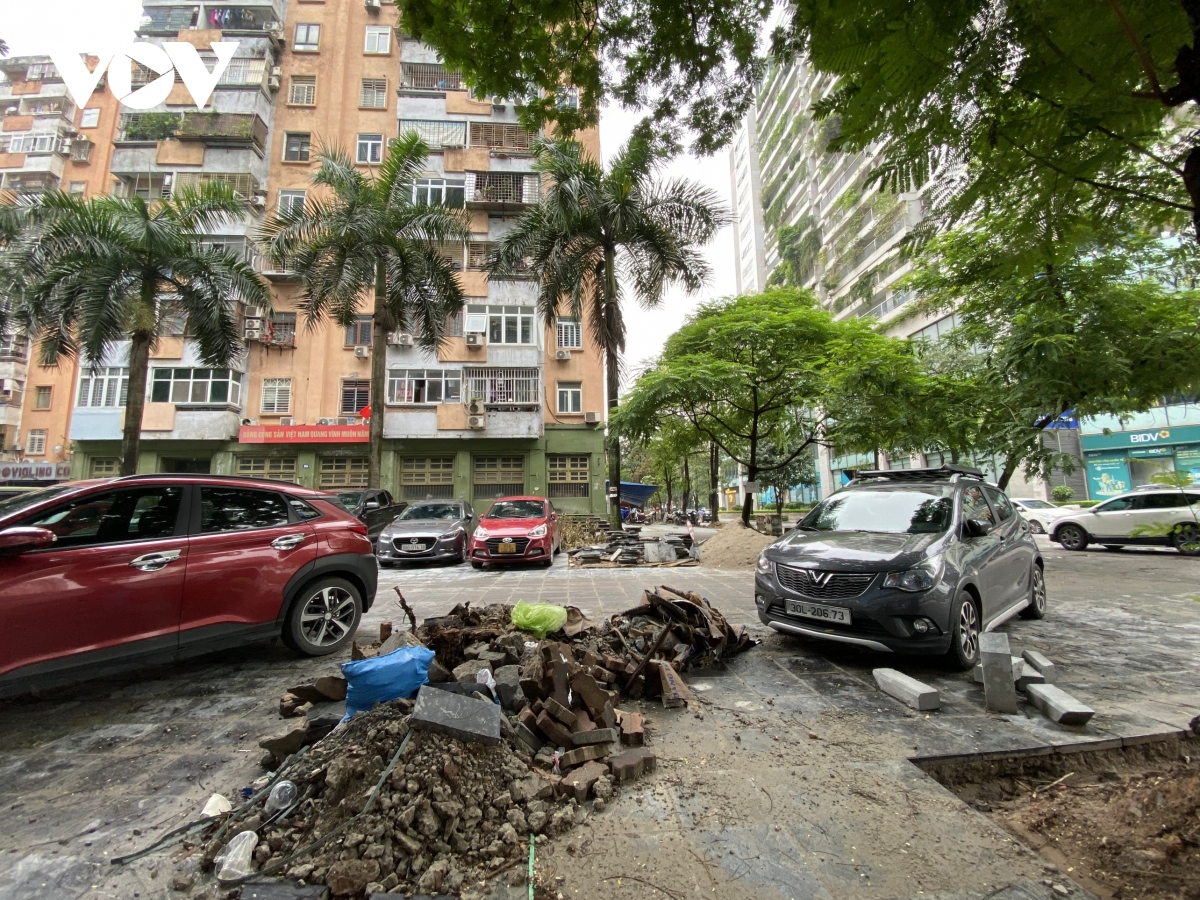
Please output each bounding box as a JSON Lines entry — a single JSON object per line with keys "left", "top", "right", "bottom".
{"left": 1050, "top": 485, "right": 1074, "bottom": 502}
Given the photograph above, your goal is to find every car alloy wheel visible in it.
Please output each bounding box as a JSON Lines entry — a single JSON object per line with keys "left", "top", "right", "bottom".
{"left": 1057, "top": 524, "right": 1088, "bottom": 551}
{"left": 283, "top": 576, "right": 362, "bottom": 657}
{"left": 958, "top": 601, "right": 979, "bottom": 661}
{"left": 1028, "top": 520, "right": 1045, "bottom": 534}
{"left": 1021, "top": 564, "right": 1046, "bottom": 619}
{"left": 1172, "top": 523, "right": 1200, "bottom": 556}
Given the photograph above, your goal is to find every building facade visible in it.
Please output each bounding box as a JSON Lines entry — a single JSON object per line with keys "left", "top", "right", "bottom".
{"left": 3, "top": 0, "right": 608, "bottom": 515}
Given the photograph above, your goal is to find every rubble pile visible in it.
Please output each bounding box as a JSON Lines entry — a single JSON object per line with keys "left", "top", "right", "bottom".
{"left": 570, "top": 530, "right": 698, "bottom": 567}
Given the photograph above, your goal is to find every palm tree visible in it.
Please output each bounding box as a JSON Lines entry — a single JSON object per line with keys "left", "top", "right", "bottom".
{"left": 261, "top": 134, "right": 468, "bottom": 488}
{"left": 13, "top": 184, "right": 268, "bottom": 474}
{"left": 489, "top": 138, "right": 728, "bottom": 527}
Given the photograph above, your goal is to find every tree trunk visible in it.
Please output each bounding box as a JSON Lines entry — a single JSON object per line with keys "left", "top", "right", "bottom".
{"left": 708, "top": 442, "right": 719, "bottom": 517}
{"left": 119, "top": 331, "right": 153, "bottom": 476}
{"left": 682, "top": 455, "right": 691, "bottom": 513}
{"left": 367, "top": 258, "right": 391, "bottom": 489}
{"left": 603, "top": 247, "right": 622, "bottom": 529}
{"left": 776, "top": 483, "right": 785, "bottom": 519}
{"left": 740, "top": 464, "right": 757, "bottom": 527}
{"left": 663, "top": 468, "right": 673, "bottom": 515}
{"left": 997, "top": 454, "right": 1019, "bottom": 491}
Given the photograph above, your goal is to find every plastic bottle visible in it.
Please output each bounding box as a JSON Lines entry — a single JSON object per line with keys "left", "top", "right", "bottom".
{"left": 215, "top": 831, "right": 258, "bottom": 882}
{"left": 264, "top": 779, "right": 298, "bottom": 814}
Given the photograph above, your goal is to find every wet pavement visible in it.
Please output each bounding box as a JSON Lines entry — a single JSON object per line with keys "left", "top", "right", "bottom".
{"left": 0, "top": 537, "right": 1197, "bottom": 899}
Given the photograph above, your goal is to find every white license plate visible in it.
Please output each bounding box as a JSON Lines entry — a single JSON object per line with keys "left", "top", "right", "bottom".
{"left": 497, "top": 541, "right": 517, "bottom": 554}
{"left": 403, "top": 544, "right": 427, "bottom": 552}
{"left": 786, "top": 599, "right": 851, "bottom": 624}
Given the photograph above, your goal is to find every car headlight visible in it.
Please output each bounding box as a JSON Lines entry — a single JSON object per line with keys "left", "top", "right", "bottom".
{"left": 474, "top": 526, "right": 490, "bottom": 540}
{"left": 528, "top": 523, "right": 548, "bottom": 538}
{"left": 883, "top": 555, "right": 944, "bottom": 592}
{"left": 438, "top": 527, "right": 465, "bottom": 542}
{"left": 756, "top": 554, "right": 773, "bottom": 575}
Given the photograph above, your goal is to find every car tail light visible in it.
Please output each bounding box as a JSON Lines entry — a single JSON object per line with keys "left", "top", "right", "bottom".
{"left": 347, "top": 522, "right": 368, "bottom": 536}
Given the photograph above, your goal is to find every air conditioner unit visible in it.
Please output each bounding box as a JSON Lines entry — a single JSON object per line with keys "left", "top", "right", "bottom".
{"left": 241, "top": 417, "right": 257, "bottom": 426}
{"left": 1, "top": 379, "right": 16, "bottom": 393}
{"left": 365, "top": 0, "right": 381, "bottom": 9}
{"left": 354, "top": 345, "right": 370, "bottom": 358}
{"left": 279, "top": 417, "right": 295, "bottom": 425}
{"left": 467, "top": 398, "right": 486, "bottom": 416}
{"left": 465, "top": 333, "right": 483, "bottom": 347}
{"left": 270, "top": 66, "right": 282, "bottom": 78}
{"left": 244, "top": 322, "right": 264, "bottom": 340}
{"left": 584, "top": 411, "right": 600, "bottom": 424}
{"left": 396, "top": 333, "right": 414, "bottom": 347}
{"left": 264, "top": 21, "right": 283, "bottom": 36}
{"left": 249, "top": 195, "right": 266, "bottom": 210}
{"left": 268, "top": 75, "right": 281, "bottom": 91}
{"left": 337, "top": 416, "right": 357, "bottom": 425}
{"left": 554, "top": 349, "right": 571, "bottom": 361}
{"left": 317, "top": 417, "right": 336, "bottom": 425}
{"left": 468, "top": 415, "right": 486, "bottom": 429}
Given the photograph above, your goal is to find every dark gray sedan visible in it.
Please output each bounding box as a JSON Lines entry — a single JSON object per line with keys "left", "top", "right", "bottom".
{"left": 375, "top": 500, "right": 476, "bottom": 567}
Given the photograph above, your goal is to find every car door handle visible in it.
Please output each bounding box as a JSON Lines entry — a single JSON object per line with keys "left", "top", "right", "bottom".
{"left": 271, "top": 534, "right": 307, "bottom": 551}
{"left": 129, "top": 549, "right": 182, "bottom": 571}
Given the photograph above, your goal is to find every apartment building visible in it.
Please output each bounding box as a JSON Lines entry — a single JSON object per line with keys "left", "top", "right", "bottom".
{"left": 5, "top": 0, "right": 608, "bottom": 514}
{"left": 728, "top": 107, "right": 767, "bottom": 295}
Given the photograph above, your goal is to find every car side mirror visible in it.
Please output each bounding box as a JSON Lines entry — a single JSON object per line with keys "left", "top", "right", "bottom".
{"left": 963, "top": 518, "right": 993, "bottom": 538}
{"left": 550, "top": 513, "right": 558, "bottom": 521}
{"left": 0, "top": 526, "right": 56, "bottom": 553}
{"left": 364, "top": 500, "right": 380, "bottom": 510}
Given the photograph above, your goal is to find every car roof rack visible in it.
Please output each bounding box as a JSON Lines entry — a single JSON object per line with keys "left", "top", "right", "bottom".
{"left": 848, "top": 465, "right": 985, "bottom": 485}
{"left": 116, "top": 473, "right": 314, "bottom": 488}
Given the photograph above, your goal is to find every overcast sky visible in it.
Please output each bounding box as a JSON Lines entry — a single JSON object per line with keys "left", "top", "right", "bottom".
{"left": 1, "top": 1, "right": 738, "bottom": 382}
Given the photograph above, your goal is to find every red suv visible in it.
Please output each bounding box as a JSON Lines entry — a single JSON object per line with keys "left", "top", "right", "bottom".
{"left": 469, "top": 496, "right": 562, "bottom": 568}
{"left": 0, "top": 475, "right": 378, "bottom": 698}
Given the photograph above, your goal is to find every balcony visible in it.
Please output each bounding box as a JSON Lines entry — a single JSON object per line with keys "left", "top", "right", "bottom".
{"left": 464, "top": 367, "right": 540, "bottom": 408}
{"left": 468, "top": 123, "right": 536, "bottom": 153}
{"left": 176, "top": 112, "right": 268, "bottom": 150}
{"left": 465, "top": 172, "right": 540, "bottom": 209}
{"left": 0, "top": 172, "right": 59, "bottom": 195}
{"left": 175, "top": 171, "right": 260, "bottom": 198}
{"left": 399, "top": 63, "right": 463, "bottom": 93}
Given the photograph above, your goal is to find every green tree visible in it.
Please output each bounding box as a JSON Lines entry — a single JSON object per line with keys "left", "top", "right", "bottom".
{"left": 758, "top": 441, "right": 818, "bottom": 518}
{"left": 261, "top": 135, "right": 468, "bottom": 488}
{"left": 12, "top": 185, "right": 268, "bottom": 474}
{"left": 613, "top": 288, "right": 919, "bottom": 525}
{"left": 766, "top": 216, "right": 821, "bottom": 289}
{"left": 489, "top": 138, "right": 727, "bottom": 528}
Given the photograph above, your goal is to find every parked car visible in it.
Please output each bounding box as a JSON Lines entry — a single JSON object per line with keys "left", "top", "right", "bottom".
{"left": 754, "top": 466, "right": 1044, "bottom": 670}
{"left": 0, "top": 475, "right": 378, "bottom": 698}
{"left": 376, "top": 499, "right": 477, "bottom": 566}
{"left": 1049, "top": 489, "right": 1200, "bottom": 555}
{"left": 1008, "top": 497, "right": 1073, "bottom": 534}
{"left": 469, "top": 496, "right": 562, "bottom": 568}
{"left": 330, "top": 488, "right": 408, "bottom": 547}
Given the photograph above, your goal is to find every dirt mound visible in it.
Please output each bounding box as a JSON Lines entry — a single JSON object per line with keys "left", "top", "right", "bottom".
{"left": 699, "top": 521, "right": 774, "bottom": 569}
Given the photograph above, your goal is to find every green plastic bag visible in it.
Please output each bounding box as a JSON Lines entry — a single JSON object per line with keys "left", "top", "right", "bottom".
{"left": 511, "top": 601, "right": 568, "bottom": 639}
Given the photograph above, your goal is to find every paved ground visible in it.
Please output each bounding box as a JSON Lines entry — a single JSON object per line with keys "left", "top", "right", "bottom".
{"left": 1, "top": 537, "right": 1197, "bottom": 900}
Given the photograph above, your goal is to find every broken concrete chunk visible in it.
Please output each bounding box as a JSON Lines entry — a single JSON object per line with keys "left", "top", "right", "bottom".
{"left": 570, "top": 727, "right": 617, "bottom": 747}
{"left": 258, "top": 725, "right": 308, "bottom": 760}
{"left": 872, "top": 668, "right": 941, "bottom": 711}
{"left": 312, "top": 675, "right": 348, "bottom": 702}
{"left": 493, "top": 665, "right": 525, "bottom": 712}
{"left": 410, "top": 685, "right": 500, "bottom": 745}
{"left": 377, "top": 629, "right": 424, "bottom": 657}
{"left": 571, "top": 672, "right": 615, "bottom": 715}
{"left": 979, "top": 632, "right": 1019, "bottom": 714}
{"left": 1022, "top": 649, "right": 1056, "bottom": 683}
{"left": 425, "top": 657, "right": 453, "bottom": 684}
{"left": 1026, "top": 683, "right": 1095, "bottom": 725}
{"left": 452, "top": 659, "right": 492, "bottom": 685}
{"left": 514, "top": 723, "right": 544, "bottom": 754}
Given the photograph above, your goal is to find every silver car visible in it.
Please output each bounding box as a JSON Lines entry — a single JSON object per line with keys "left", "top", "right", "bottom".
{"left": 376, "top": 500, "right": 477, "bottom": 567}
{"left": 1009, "top": 498, "right": 1071, "bottom": 534}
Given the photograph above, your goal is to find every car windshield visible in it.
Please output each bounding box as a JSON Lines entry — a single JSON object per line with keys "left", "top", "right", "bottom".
{"left": 398, "top": 503, "right": 462, "bottom": 520}
{"left": 487, "top": 499, "right": 545, "bottom": 519}
{"left": 801, "top": 486, "right": 954, "bottom": 534}
{"left": 1018, "top": 499, "right": 1056, "bottom": 510}
{"left": 0, "top": 485, "right": 78, "bottom": 518}
{"left": 335, "top": 491, "right": 363, "bottom": 509}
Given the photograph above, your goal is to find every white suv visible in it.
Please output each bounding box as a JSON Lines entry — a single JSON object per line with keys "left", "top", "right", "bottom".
{"left": 1050, "top": 489, "right": 1200, "bottom": 555}
{"left": 1009, "top": 498, "right": 1072, "bottom": 534}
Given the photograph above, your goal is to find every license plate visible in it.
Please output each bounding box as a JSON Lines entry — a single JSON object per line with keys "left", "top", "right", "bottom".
{"left": 497, "top": 540, "right": 517, "bottom": 554}
{"left": 403, "top": 544, "right": 427, "bottom": 552}
{"left": 786, "top": 599, "right": 851, "bottom": 624}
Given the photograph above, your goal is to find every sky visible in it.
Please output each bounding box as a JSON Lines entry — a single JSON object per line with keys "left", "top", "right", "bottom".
{"left": 1, "top": 1, "right": 739, "bottom": 382}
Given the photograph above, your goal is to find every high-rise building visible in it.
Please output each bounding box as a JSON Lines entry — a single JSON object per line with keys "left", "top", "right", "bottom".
{"left": 728, "top": 107, "right": 766, "bottom": 295}
{"left": 3, "top": 2, "right": 608, "bottom": 515}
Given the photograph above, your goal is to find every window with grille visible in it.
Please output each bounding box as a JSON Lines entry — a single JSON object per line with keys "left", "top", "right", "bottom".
{"left": 237, "top": 456, "right": 298, "bottom": 481}
{"left": 70, "top": 140, "right": 93, "bottom": 162}
{"left": 356, "top": 132, "right": 384, "bottom": 162}
{"left": 467, "top": 242, "right": 492, "bottom": 271}
{"left": 77, "top": 367, "right": 129, "bottom": 408}
{"left": 473, "top": 456, "right": 524, "bottom": 499}
{"left": 401, "top": 456, "right": 455, "bottom": 499}
{"left": 388, "top": 369, "right": 461, "bottom": 404}
{"left": 548, "top": 455, "right": 589, "bottom": 497}
{"left": 364, "top": 25, "right": 391, "bottom": 54}
{"left": 269, "top": 312, "right": 297, "bottom": 345}
{"left": 294, "top": 23, "right": 320, "bottom": 50}
{"left": 468, "top": 122, "right": 534, "bottom": 151}
{"left": 261, "top": 378, "right": 291, "bottom": 413}
{"left": 33, "top": 386, "right": 52, "bottom": 410}
{"left": 557, "top": 318, "right": 582, "bottom": 348}
{"left": 27, "top": 430, "right": 46, "bottom": 455}
{"left": 278, "top": 189, "right": 306, "bottom": 215}
{"left": 150, "top": 368, "right": 243, "bottom": 405}
{"left": 360, "top": 80, "right": 388, "bottom": 109}
{"left": 557, "top": 382, "right": 582, "bottom": 413}
{"left": 174, "top": 172, "right": 259, "bottom": 197}
{"left": 397, "top": 120, "right": 465, "bottom": 148}
{"left": 68, "top": 181, "right": 87, "bottom": 194}
{"left": 448, "top": 309, "right": 464, "bottom": 338}
{"left": 284, "top": 133, "right": 311, "bottom": 162}
{"left": 345, "top": 317, "right": 373, "bottom": 346}
{"left": 400, "top": 63, "right": 463, "bottom": 91}
{"left": 289, "top": 75, "right": 316, "bottom": 105}
{"left": 319, "top": 457, "right": 368, "bottom": 488}
{"left": 91, "top": 458, "right": 119, "bottom": 477}
{"left": 340, "top": 380, "right": 370, "bottom": 415}
{"left": 467, "top": 305, "right": 535, "bottom": 345}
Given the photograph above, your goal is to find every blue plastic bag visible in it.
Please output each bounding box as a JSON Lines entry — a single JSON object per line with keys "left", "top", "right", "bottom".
{"left": 341, "top": 645, "right": 435, "bottom": 717}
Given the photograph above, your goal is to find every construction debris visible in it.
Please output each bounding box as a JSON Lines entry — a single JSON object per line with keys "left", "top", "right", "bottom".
{"left": 872, "top": 668, "right": 941, "bottom": 711}
{"left": 569, "top": 530, "right": 699, "bottom": 567}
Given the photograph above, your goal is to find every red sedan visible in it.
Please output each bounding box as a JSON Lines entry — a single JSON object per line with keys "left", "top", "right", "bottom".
{"left": 469, "top": 496, "right": 562, "bottom": 568}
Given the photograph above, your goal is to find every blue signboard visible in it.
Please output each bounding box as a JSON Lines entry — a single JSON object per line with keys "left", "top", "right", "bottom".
{"left": 1086, "top": 456, "right": 1131, "bottom": 499}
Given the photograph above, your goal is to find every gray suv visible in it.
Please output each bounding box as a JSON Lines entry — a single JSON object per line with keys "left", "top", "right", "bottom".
{"left": 754, "top": 466, "right": 1045, "bottom": 669}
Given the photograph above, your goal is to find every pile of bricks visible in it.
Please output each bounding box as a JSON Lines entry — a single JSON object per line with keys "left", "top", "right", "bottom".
{"left": 570, "top": 532, "right": 699, "bottom": 567}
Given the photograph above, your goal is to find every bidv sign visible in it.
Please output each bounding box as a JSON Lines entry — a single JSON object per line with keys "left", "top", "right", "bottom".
{"left": 1130, "top": 429, "right": 1171, "bottom": 444}
{"left": 49, "top": 42, "right": 241, "bottom": 111}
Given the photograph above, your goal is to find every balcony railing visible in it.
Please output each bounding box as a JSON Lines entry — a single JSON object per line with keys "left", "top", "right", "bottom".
{"left": 465, "top": 172, "right": 540, "bottom": 206}
{"left": 176, "top": 112, "right": 268, "bottom": 149}
{"left": 468, "top": 122, "right": 535, "bottom": 152}
{"left": 400, "top": 63, "right": 463, "bottom": 92}
{"left": 175, "top": 171, "right": 260, "bottom": 198}
{"left": 397, "top": 119, "right": 466, "bottom": 148}
{"left": 468, "top": 242, "right": 535, "bottom": 278}
{"left": 465, "top": 368, "right": 540, "bottom": 407}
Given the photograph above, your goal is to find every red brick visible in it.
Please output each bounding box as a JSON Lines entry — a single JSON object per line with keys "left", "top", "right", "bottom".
{"left": 571, "top": 673, "right": 616, "bottom": 716}
{"left": 571, "top": 708, "right": 595, "bottom": 734}
{"left": 560, "top": 743, "right": 609, "bottom": 768}
{"left": 618, "top": 712, "right": 644, "bottom": 746}
{"left": 559, "top": 760, "right": 608, "bottom": 802}
{"left": 608, "top": 748, "right": 656, "bottom": 784}
{"left": 543, "top": 697, "right": 577, "bottom": 728}
{"left": 536, "top": 711, "right": 573, "bottom": 748}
